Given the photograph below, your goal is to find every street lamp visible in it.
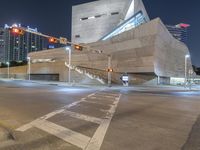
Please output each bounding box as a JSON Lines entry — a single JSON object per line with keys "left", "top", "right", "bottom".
{"left": 27, "top": 57, "right": 31, "bottom": 80}
{"left": 107, "top": 55, "right": 112, "bottom": 87}
{"left": 65, "top": 46, "right": 71, "bottom": 84}
{"left": 185, "top": 54, "right": 190, "bottom": 87}
{"left": 6, "top": 62, "right": 10, "bottom": 79}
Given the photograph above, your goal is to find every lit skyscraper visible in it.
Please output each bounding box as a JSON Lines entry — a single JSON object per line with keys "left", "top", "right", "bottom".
{"left": 166, "top": 23, "right": 190, "bottom": 45}
{"left": 0, "top": 24, "right": 64, "bottom": 63}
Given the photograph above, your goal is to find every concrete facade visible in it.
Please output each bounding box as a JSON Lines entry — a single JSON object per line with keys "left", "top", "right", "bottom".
{"left": 18, "top": 18, "right": 192, "bottom": 85}
{"left": 72, "top": 0, "right": 149, "bottom": 44}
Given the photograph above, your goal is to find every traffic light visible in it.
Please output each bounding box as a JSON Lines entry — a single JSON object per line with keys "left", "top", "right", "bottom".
{"left": 107, "top": 68, "right": 113, "bottom": 72}
{"left": 59, "top": 37, "right": 68, "bottom": 45}
{"left": 48, "top": 37, "right": 58, "bottom": 43}
{"left": 74, "top": 44, "right": 83, "bottom": 51}
{"left": 10, "top": 27, "right": 24, "bottom": 35}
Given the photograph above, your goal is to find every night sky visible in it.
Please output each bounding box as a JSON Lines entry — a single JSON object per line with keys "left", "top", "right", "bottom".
{"left": 0, "top": 0, "right": 199, "bottom": 66}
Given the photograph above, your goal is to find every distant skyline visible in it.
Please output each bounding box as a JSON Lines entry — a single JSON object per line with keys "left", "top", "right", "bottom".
{"left": 0, "top": 0, "right": 199, "bottom": 66}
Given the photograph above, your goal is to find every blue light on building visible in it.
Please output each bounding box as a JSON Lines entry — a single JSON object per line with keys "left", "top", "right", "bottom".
{"left": 101, "top": 11, "right": 146, "bottom": 41}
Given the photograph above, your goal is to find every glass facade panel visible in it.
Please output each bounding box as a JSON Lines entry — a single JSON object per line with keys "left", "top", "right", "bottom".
{"left": 101, "top": 11, "right": 146, "bottom": 41}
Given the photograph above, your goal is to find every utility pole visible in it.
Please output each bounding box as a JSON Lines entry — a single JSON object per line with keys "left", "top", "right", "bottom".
{"left": 6, "top": 62, "right": 10, "bottom": 79}
{"left": 108, "top": 55, "right": 112, "bottom": 87}
{"left": 27, "top": 57, "right": 31, "bottom": 80}
{"left": 68, "top": 48, "right": 71, "bottom": 84}
{"left": 185, "top": 55, "right": 190, "bottom": 88}
{"left": 65, "top": 46, "right": 72, "bottom": 84}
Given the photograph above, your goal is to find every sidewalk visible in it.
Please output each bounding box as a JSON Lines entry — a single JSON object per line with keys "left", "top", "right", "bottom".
{"left": 0, "top": 78, "right": 107, "bottom": 89}
{"left": 1, "top": 78, "right": 200, "bottom": 91}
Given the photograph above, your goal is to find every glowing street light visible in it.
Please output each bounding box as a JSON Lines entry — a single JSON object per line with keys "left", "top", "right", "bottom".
{"left": 27, "top": 57, "right": 31, "bottom": 80}
{"left": 6, "top": 62, "right": 10, "bottom": 79}
{"left": 185, "top": 54, "right": 190, "bottom": 87}
{"left": 65, "top": 46, "right": 72, "bottom": 84}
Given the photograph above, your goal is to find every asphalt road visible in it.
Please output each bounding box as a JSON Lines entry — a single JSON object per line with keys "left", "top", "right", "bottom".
{"left": 0, "top": 80, "right": 200, "bottom": 150}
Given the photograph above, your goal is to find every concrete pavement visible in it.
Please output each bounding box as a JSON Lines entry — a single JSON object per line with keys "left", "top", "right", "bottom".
{"left": 0, "top": 80, "right": 200, "bottom": 149}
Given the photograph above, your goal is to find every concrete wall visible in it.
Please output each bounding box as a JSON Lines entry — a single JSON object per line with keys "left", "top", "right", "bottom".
{"left": 154, "top": 19, "right": 191, "bottom": 78}
{"left": 17, "top": 18, "right": 192, "bottom": 85}
{"left": 0, "top": 65, "right": 27, "bottom": 79}
{"left": 72, "top": 0, "right": 149, "bottom": 44}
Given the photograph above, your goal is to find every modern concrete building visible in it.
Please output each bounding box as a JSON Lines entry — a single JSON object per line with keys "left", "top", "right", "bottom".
{"left": 22, "top": 18, "right": 192, "bottom": 85}
{"left": 72, "top": 0, "right": 150, "bottom": 44}
{"left": 0, "top": 0, "right": 192, "bottom": 85}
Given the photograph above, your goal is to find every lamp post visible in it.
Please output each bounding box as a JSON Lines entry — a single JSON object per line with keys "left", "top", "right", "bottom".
{"left": 6, "top": 62, "right": 10, "bottom": 79}
{"left": 185, "top": 54, "right": 190, "bottom": 87}
{"left": 65, "top": 46, "right": 71, "bottom": 84}
{"left": 107, "top": 55, "right": 112, "bottom": 87}
{"left": 27, "top": 57, "right": 31, "bottom": 80}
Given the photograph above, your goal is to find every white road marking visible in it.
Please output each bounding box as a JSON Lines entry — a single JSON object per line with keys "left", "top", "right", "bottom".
{"left": 85, "top": 94, "right": 121, "bottom": 150}
{"left": 63, "top": 110, "right": 102, "bottom": 124}
{"left": 34, "top": 120, "right": 91, "bottom": 149}
{"left": 93, "top": 95, "right": 115, "bottom": 98}
{"left": 96, "top": 93, "right": 119, "bottom": 97}
{"left": 16, "top": 122, "right": 33, "bottom": 132}
{"left": 40, "top": 109, "right": 65, "bottom": 120}
{"left": 87, "top": 93, "right": 96, "bottom": 97}
{"left": 16, "top": 91, "right": 122, "bottom": 150}
{"left": 16, "top": 97, "right": 87, "bottom": 132}
{"left": 88, "top": 96, "right": 115, "bottom": 102}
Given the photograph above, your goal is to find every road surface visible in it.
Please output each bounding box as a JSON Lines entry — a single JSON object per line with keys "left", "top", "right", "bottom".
{"left": 0, "top": 80, "right": 200, "bottom": 150}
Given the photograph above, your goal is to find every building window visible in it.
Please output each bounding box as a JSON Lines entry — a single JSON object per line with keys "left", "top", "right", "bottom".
{"left": 95, "top": 15, "right": 102, "bottom": 18}
{"left": 75, "top": 35, "right": 80, "bottom": 38}
{"left": 80, "top": 17, "right": 88, "bottom": 21}
{"left": 80, "top": 14, "right": 106, "bottom": 21}
{"left": 111, "top": 12, "right": 119, "bottom": 15}
{"left": 101, "top": 11, "right": 146, "bottom": 41}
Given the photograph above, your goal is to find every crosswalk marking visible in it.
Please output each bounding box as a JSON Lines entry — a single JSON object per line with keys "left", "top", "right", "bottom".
{"left": 34, "top": 120, "right": 91, "bottom": 149}
{"left": 82, "top": 99, "right": 113, "bottom": 107}
{"left": 63, "top": 110, "right": 102, "bottom": 124}
{"left": 85, "top": 94, "right": 121, "bottom": 150}
{"left": 95, "top": 93, "right": 119, "bottom": 97}
{"left": 16, "top": 91, "right": 121, "bottom": 150}
{"left": 16, "top": 99, "right": 85, "bottom": 132}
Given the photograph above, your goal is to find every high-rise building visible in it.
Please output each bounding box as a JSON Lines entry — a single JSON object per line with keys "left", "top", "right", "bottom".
{"left": 0, "top": 28, "right": 5, "bottom": 63}
{"left": 166, "top": 23, "right": 190, "bottom": 45}
{"left": 72, "top": 0, "right": 150, "bottom": 44}
{"left": 0, "top": 24, "right": 64, "bottom": 63}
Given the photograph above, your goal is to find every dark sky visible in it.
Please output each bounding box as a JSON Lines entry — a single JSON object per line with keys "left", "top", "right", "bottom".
{"left": 0, "top": 0, "right": 199, "bottom": 66}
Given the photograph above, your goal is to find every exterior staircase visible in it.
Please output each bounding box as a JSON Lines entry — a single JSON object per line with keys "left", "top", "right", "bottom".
{"left": 64, "top": 62, "right": 106, "bottom": 85}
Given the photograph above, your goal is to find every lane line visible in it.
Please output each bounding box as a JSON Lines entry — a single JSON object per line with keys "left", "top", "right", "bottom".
{"left": 34, "top": 120, "right": 91, "bottom": 149}
{"left": 92, "top": 95, "right": 117, "bottom": 99}
{"left": 84, "top": 94, "right": 121, "bottom": 150}
{"left": 63, "top": 110, "right": 102, "bottom": 124}
{"left": 95, "top": 93, "right": 119, "bottom": 97}
{"left": 87, "top": 93, "right": 96, "bottom": 97}
{"left": 16, "top": 91, "right": 122, "bottom": 150}
{"left": 89, "top": 96, "right": 116, "bottom": 102}
{"left": 16, "top": 95, "right": 93, "bottom": 132}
